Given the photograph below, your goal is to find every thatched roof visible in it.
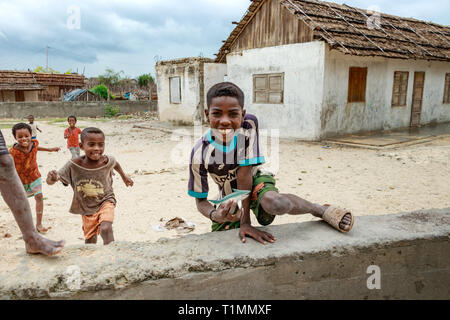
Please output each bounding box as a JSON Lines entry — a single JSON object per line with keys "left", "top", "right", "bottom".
{"left": 0, "top": 71, "right": 45, "bottom": 91}
{"left": 216, "top": 0, "right": 450, "bottom": 62}
{"left": 0, "top": 70, "right": 85, "bottom": 90}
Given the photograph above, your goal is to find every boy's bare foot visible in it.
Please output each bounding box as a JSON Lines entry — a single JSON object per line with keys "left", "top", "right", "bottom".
{"left": 320, "top": 204, "right": 353, "bottom": 232}
{"left": 339, "top": 213, "right": 352, "bottom": 231}
{"left": 25, "top": 234, "right": 65, "bottom": 256}
{"left": 36, "top": 225, "right": 50, "bottom": 234}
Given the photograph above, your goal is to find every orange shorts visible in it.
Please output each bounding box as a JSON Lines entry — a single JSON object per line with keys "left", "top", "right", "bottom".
{"left": 81, "top": 201, "right": 115, "bottom": 240}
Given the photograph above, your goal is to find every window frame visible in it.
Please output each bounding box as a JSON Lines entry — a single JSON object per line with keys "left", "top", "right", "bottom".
{"left": 169, "top": 76, "right": 181, "bottom": 104}
{"left": 443, "top": 73, "right": 450, "bottom": 104}
{"left": 252, "top": 73, "right": 284, "bottom": 104}
{"left": 391, "top": 71, "right": 409, "bottom": 107}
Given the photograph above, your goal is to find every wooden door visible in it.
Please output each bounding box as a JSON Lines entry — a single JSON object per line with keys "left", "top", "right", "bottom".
{"left": 15, "top": 90, "right": 25, "bottom": 102}
{"left": 410, "top": 72, "right": 425, "bottom": 127}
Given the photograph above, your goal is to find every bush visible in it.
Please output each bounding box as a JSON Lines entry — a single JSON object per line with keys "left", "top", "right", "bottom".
{"left": 105, "top": 105, "right": 120, "bottom": 118}
{"left": 137, "top": 73, "right": 155, "bottom": 87}
{"left": 90, "top": 85, "right": 109, "bottom": 100}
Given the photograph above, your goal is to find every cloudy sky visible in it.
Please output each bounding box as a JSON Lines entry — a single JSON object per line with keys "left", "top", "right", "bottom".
{"left": 0, "top": 0, "right": 448, "bottom": 79}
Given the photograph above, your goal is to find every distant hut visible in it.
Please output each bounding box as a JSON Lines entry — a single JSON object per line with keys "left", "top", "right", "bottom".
{"left": 0, "top": 70, "right": 85, "bottom": 102}
{"left": 63, "top": 89, "right": 104, "bottom": 102}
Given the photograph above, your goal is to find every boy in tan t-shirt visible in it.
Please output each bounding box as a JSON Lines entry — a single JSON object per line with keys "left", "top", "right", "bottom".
{"left": 47, "top": 127, "right": 133, "bottom": 244}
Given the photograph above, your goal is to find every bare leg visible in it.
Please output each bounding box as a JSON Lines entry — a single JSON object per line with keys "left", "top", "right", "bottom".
{"left": 0, "top": 154, "right": 64, "bottom": 255}
{"left": 35, "top": 193, "right": 48, "bottom": 233}
{"left": 85, "top": 234, "right": 97, "bottom": 244}
{"left": 100, "top": 221, "right": 114, "bottom": 245}
{"left": 260, "top": 191, "right": 352, "bottom": 231}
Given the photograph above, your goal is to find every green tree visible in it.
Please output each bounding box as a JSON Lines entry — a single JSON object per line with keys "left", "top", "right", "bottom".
{"left": 33, "top": 66, "right": 60, "bottom": 73}
{"left": 90, "top": 84, "right": 109, "bottom": 100}
{"left": 98, "top": 68, "right": 124, "bottom": 87}
{"left": 137, "top": 73, "right": 155, "bottom": 87}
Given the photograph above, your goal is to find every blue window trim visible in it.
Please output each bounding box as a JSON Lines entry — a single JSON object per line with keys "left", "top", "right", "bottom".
{"left": 206, "top": 129, "right": 238, "bottom": 153}
{"left": 238, "top": 156, "right": 266, "bottom": 166}
{"left": 188, "top": 190, "right": 208, "bottom": 199}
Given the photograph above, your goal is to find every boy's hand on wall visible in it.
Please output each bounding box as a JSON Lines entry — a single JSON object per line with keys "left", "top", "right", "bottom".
{"left": 52, "top": 147, "right": 60, "bottom": 152}
{"left": 239, "top": 224, "right": 276, "bottom": 245}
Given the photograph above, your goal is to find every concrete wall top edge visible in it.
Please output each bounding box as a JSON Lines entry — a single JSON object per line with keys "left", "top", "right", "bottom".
{"left": 0, "top": 208, "right": 448, "bottom": 299}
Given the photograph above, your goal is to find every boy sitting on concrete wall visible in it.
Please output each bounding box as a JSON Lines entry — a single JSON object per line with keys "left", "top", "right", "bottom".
{"left": 188, "top": 82, "right": 354, "bottom": 244}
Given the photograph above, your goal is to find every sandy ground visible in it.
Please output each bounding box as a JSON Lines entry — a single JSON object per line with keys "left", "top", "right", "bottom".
{"left": 0, "top": 117, "right": 449, "bottom": 253}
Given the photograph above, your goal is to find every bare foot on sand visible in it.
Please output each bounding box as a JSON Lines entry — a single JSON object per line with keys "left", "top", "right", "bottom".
{"left": 25, "top": 234, "right": 65, "bottom": 256}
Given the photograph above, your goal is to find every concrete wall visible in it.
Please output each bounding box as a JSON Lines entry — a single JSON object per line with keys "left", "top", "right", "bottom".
{"left": 225, "top": 42, "right": 326, "bottom": 140}
{"left": 321, "top": 48, "right": 450, "bottom": 138}
{"left": 0, "top": 100, "right": 157, "bottom": 118}
{"left": 156, "top": 60, "right": 203, "bottom": 124}
{"left": 203, "top": 63, "right": 227, "bottom": 109}
{"left": 1, "top": 209, "right": 448, "bottom": 300}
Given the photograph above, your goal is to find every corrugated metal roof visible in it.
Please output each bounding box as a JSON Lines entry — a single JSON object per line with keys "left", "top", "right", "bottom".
{"left": 63, "top": 88, "right": 87, "bottom": 101}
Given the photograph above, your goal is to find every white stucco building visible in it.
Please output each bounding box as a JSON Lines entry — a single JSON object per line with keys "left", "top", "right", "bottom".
{"left": 156, "top": 0, "right": 450, "bottom": 140}
{"left": 155, "top": 57, "right": 227, "bottom": 124}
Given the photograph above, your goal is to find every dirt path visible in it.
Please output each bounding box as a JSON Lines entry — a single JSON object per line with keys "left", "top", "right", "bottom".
{"left": 0, "top": 117, "right": 449, "bottom": 254}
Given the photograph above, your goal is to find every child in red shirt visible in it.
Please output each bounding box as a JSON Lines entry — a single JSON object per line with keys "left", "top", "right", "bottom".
{"left": 9, "top": 123, "right": 60, "bottom": 233}
{"left": 64, "top": 115, "right": 82, "bottom": 159}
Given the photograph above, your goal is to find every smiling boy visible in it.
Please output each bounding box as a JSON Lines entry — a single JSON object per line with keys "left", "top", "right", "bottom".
{"left": 188, "top": 82, "right": 354, "bottom": 244}
{"left": 0, "top": 128, "right": 64, "bottom": 255}
{"left": 47, "top": 127, "right": 133, "bottom": 245}
{"left": 9, "top": 123, "right": 60, "bottom": 233}
{"left": 64, "top": 115, "right": 82, "bottom": 159}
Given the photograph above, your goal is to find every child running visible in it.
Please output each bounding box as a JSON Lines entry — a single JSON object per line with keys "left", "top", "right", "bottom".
{"left": 64, "top": 115, "right": 82, "bottom": 159}
{"left": 188, "top": 82, "right": 354, "bottom": 245}
{"left": 9, "top": 123, "right": 60, "bottom": 233}
{"left": 47, "top": 127, "right": 134, "bottom": 245}
{"left": 0, "top": 128, "right": 64, "bottom": 256}
{"left": 27, "top": 115, "right": 42, "bottom": 140}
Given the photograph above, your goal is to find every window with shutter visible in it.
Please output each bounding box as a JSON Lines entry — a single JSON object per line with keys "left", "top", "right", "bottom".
{"left": 253, "top": 73, "right": 284, "bottom": 104}
{"left": 391, "top": 71, "right": 409, "bottom": 107}
{"left": 169, "top": 76, "right": 181, "bottom": 104}
{"left": 347, "top": 67, "right": 367, "bottom": 103}
{"left": 444, "top": 73, "right": 450, "bottom": 104}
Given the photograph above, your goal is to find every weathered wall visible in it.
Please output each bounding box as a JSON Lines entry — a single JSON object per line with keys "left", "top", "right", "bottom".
{"left": 229, "top": 0, "right": 313, "bottom": 53}
{"left": 1, "top": 209, "right": 448, "bottom": 300}
{"left": 0, "top": 91, "right": 15, "bottom": 102}
{"left": 24, "top": 90, "right": 39, "bottom": 102}
{"left": 0, "top": 100, "right": 157, "bottom": 118}
{"left": 203, "top": 63, "right": 227, "bottom": 109}
{"left": 321, "top": 48, "right": 450, "bottom": 138}
{"left": 156, "top": 59, "right": 204, "bottom": 124}
{"left": 225, "top": 42, "right": 326, "bottom": 140}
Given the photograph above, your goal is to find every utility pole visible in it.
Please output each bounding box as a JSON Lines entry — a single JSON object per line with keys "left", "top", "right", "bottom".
{"left": 46, "top": 45, "right": 49, "bottom": 72}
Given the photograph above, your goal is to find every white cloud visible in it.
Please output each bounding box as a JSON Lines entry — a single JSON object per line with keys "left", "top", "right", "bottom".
{"left": 0, "top": 0, "right": 447, "bottom": 77}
